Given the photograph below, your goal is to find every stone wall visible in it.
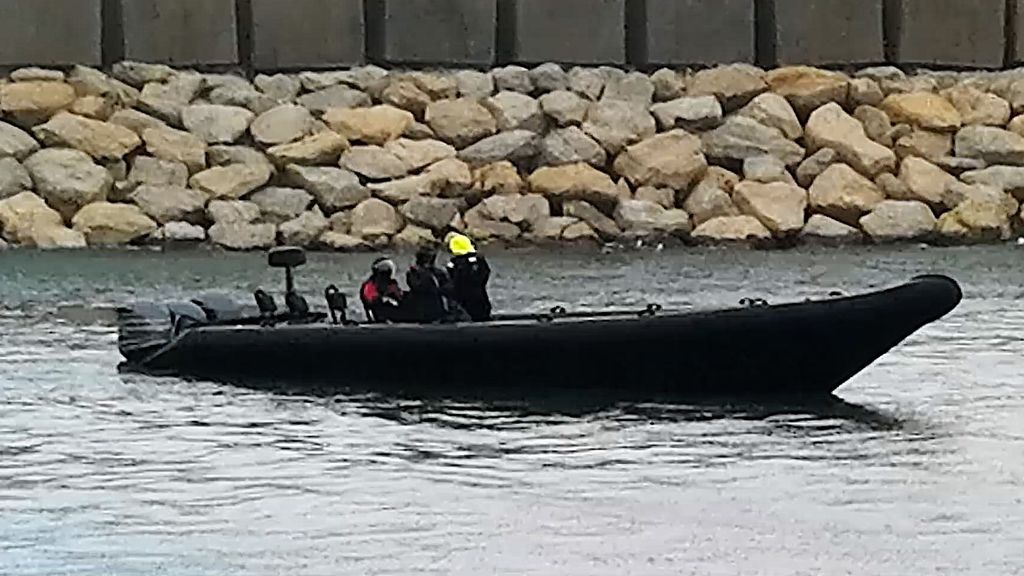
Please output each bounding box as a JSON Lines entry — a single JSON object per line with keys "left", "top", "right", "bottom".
{"left": 4, "top": 62, "right": 1024, "bottom": 252}
{"left": 1, "top": 0, "right": 1024, "bottom": 71}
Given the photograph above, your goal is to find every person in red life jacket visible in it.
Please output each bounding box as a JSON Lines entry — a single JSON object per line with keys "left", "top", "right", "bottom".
{"left": 360, "top": 257, "right": 404, "bottom": 323}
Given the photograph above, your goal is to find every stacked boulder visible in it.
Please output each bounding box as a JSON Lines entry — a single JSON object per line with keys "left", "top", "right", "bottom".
{"left": 3, "top": 61, "right": 1024, "bottom": 250}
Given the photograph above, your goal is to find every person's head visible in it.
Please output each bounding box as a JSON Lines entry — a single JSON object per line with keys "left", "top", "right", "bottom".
{"left": 415, "top": 244, "right": 437, "bottom": 267}
{"left": 371, "top": 257, "right": 395, "bottom": 281}
{"left": 446, "top": 233, "right": 475, "bottom": 257}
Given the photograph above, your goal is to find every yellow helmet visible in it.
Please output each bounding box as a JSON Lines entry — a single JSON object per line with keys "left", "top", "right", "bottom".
{"left": 447, "top": 233, "right": 475, "bottom": 256}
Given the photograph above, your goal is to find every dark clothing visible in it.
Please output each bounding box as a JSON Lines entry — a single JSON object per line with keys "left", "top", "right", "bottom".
{"left": 359, "top": 277, "right": 404, "bottom": 323}
{"left": 446, "top": 253, "right": 492, "bottom": 321}
{"left": 404, "top": 264, "right": 451, "bottom": 323}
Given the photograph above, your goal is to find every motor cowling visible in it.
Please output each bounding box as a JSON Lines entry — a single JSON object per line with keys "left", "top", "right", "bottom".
{"left": 116, "top": 301, "right": 207, "bottom": 363}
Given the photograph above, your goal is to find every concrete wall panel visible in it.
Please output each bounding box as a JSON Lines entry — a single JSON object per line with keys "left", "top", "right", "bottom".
{"left": 367, "top": 0, "right": 496, "bottom": 66}
{"left": 634, "top": 0, "right": 755, "bottom": 66}
{"left": 116, "top": 0, "right": 239, "bottom": 66}
{"left": 250, "top": 0, "right": 364, "bottom": 70}
{"left": 885, "top": 0, "right": 1005, "bottom": 69}
{"left": 1012, "top": 0, "right": 1024, "bottom": 63}
{"left": 760, "top": 0, "right": 884, "bottom": 66}
{"left": 0, "top": 0, "right": 102, "bottom": 66}
{"left": 502, "top": 0, "right": 626, "bottom": 65}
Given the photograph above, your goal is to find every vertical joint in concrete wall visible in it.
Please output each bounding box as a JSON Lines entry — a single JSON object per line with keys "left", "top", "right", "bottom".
{"left": 625, "top": 0, "right": 648, "bottom": 67}
{"left": 755, "top": 0, "right": 776, "bottom": 67}
{"left": 364, "top": 0, "right": 385, "bottom": 63}
{"left": 1006, "top": 0, "right": 1018, "bottom": 65}
{"left": 883, "top": 0, "right": 901, "bottom": 63}
{"left": 236, "top": 0, "right": 254, "bottom": 74}
{"left": 102, "top": 0, "right": 125, "bottom": 66}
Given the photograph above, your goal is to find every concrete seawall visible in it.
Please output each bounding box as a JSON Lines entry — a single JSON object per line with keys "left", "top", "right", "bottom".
{"left": 2, "top": 0, "right": 1024, "bottom": 71}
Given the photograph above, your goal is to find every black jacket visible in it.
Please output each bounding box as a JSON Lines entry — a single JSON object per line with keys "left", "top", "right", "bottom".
{"left": 405, "top": 264, "right": 451, "bottom": 323}
{"left": 446, "top": 253, "right": 492, "bottom": 321}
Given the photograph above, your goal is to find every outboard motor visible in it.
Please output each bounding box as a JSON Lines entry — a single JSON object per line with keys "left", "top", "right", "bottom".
{"left": 116, "top": 301, "right": 207, "bottom": 363}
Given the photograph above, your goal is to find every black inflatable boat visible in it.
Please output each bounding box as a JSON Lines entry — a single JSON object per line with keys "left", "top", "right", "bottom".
{"left": 116, "top": 247, "right": 963, "bottom": 399}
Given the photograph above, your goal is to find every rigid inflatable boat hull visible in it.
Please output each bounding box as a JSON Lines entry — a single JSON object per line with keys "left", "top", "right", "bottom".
{"left": 120, "top": 275, "right": 962, "bottom": 399}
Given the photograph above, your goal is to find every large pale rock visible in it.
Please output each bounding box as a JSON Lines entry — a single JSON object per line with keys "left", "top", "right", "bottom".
{"left": 323, "top": 105, "right": 413, "bottom": 145}
{"left": 539, "top": 90, "right": 588, "bottom": 127}
{"left": 318, "top": 230, "right": 369, "bottom": 251}
{"left": 458, "top": 130, "right": 538, "bottom": 165}
{"left": 805, "top": 103, "right": 896, "bottom": 177}
{"left": 70, "top": 95, "right": 114, "bottom": 121}
{"left": 602, "top": 72, "right": 654, "bottom": 106}
{"left": 188, "top": 164, "right": 272, "bottom": 199}
{"left": 561, "top": 220, "right": 599, "bottom": 242}
{"left": 385, "top": 138, "right": 456, "bottom": 172}
{"left": 369, "top": 173, "right": 438, "bottom": 204}
{"left": 463, "top": 207, "right": 522, "bottom": 242}
{"left": 539, "top": 127, "right": 606, "bottom": 168}
{"left": 477, "top": 194, "right": 549, "bottom": 229}
{"left": 733, "top": 181, "right": 808, "bottom": 235}
{"left": 582, "top": 100, "right": 656, "bottom": 155}
{"left": 880, "top": 93, "right": 962, "bottom": 132}
{"left": 688, "top": 65, "right": 767, "bottom": 111}
{"left": 937, "top": 199, "right": 1011, "bottom": 243}
{"left": 764, "top": 67, "right": 849, "bottom": 118}
{"left": 700, "top": 116, "right": 805, "bottom": 167}
{"left": 934, "top": 156, "right": 986, "bottom": 176}
{"left": 636, "top": 186, "right": 675, "bottom": 209}
{"left": 528, "top": 216, "right": 579, "bottom": 241}
{"left": 736, "top": 93, "right": 802, "bottom": 140}
{"left": 795, "top": 148, "right": 838, "bottom": 188}
{"left": 567, "top": 67, "right": 604, "bottom": 101}
{"left": 67, "top": 66, "right": 139, "bottom": 106}
{"left": 743, "top": 156, "right": 792, "bottom": 184}
{"left": 849, "top": 78, "right": 884, "bottom": 107}
{"left": 409, "top": 72, "right": 458, "bottom": 100}
{"left": 650, "top": 96, "right": 723, "bottom": 131}
{"left": 11, "top": 67, "right": 65, "bottom": 82}
{"left": 180, "top": 104, "right": 254, "bottom": 145}
{"left": 425, "top": 98, "right": 497, "bottom": 148}
{"left": 941, "top": 86, "right": 1010, "bottom": 127}
{"left": 0, "top": 191, "right": 63, "bottom": 243}
{"left": 895, "top": 130, "right": 953, "bottom": 161}
{"left": 562, "top": 200, "right": 620, "bottom": 240}
{"left": 111, "top": 62, "right": 174, "bottom": 87}
{"left": 943, "top": 182, "right": 1019, "bottom": 215}
{"left": 961, "top": 166, "right": 1024, "bottom": 197}
{"left": 0, "top": 121, "right": 41, "bottom": 160}
{"left": 248, "top": 187, "right": 313, "bottom": 224}
{"left": 528, "top": 163, "right": 620, "bottom": 211}
{"left": 250, "top": 104, "right": 314, "bottom": 146}
{"left": 381, "top": 80, "right": 431, "bottom": 119}
{"left": 296, "top": 85, "right": 371, "bottom": 115}
{"left": 207, "top": 199, "right": 261, "bottom": 224}
{"left": 613, "top": 200, "right": 691, "bottom": 237}
{"left": 255, "top": 74, "right": 301, "bottom": 101}
{"left": 530, "top": 63, "right": 568, "bottom": 93}
{"left": 339, "top": 145, "right": 408, "bottom": 180}
{"left": 0, "top": 157, "right": 31, "bottom": 199}
{"left": 150, "top": 221, "right": 206, "bottom": 243}
{"left": 207, "top": 87, "right": 277, "bottom": 116}
{"left": 23, "top": 148, "right": 111, "bottom": 220}
{"left": 424, "top": 158, "right": 473, "bottom": 197}
{"left": 208, "top": 145, "right": 274, "bottom": 171}
{"left": 859, "top": 200, "right": 937, "bottom": 242}
{"left": 130, "top": 184, "right": 207, "bottom": 224}
{"left": 613, "top": 130, "right": 707, "bottom": 190}
{"left": 32, "top": 113, "right": 139, "bottom": 161}
{"left": 650, "top": 69, "right": 685, "bottom": 102}
{"left": 897, "top": 156, "right": 957, "bottom": 208}
{"left": 454, "top": 70, "right": 495, "bottom": 98}
{"left": 350, "top": 198, "right": 403, "bottom": 238}
{"left": 683, "top": 179, "right": 740, "bottom": 226}
{"left": 70, "top": 202, "right": 156, "bottom": 245}
{"left": 266, "top": 131, "right": 348, "bottom": 167}
{"left": 484, "top": 92, "right": 545, "bottom": 133}
{"left": 492, "top": 66, "right": 532, "bottom": 94}
{"left": 955, "top": 126, "right": 1024, "bottom": 166}
{"left": 0, "top": 81, "right": 76, "bottom": 125}
{"left": 136, "top": 75, "right": 203, "bottom": 124}
{"left": 107, "top": 109, "right": 166, "bottom": 136}
{"left": 854, "top": 105, "right": 894, "bottom": 147}
{"left": 800, "top": 214, "right": 863, "bottom": 244}
{"left": 142, "top": 127, "right": 207, "bottom": 173}
{"left": 208, "top": 222, "right": 277, "bottom": 250}
{"left": 808, "top": 163, "right": 884, "bottom": 225}
{"left": 284, "top": 165, "right": 369, "bottom": 214}
{"left": 691, "top": 215, "right": 771, "bottom": 243}
{"left": 401, "top": 196, "right": 463, "bottom": 231}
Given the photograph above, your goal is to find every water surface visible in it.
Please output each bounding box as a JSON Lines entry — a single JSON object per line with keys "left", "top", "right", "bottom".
{"left": 1, "top": 246, "right": 1022, "bottom": 575}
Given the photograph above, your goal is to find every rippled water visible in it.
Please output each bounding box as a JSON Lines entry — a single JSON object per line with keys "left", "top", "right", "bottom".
{"left": 1, "top": 245, "right": 1023, "bottom": 575}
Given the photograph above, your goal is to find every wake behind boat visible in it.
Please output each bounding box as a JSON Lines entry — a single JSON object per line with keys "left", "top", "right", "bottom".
{"left": 115, "top": 247, "right": 963, "bottom": 399}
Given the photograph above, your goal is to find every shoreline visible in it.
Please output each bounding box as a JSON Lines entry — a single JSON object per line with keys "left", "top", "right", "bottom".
{"left": 5, "top": 62, "right": 1024, "bottom": 253}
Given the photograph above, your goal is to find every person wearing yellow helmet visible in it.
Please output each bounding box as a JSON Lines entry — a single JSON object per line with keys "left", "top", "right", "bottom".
{"left": 444, "top": 232, "right": 492, "bottom": 321}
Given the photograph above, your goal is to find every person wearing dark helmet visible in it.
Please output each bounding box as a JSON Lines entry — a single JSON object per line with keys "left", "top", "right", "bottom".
{"left": 405, "top": 244, "right": 457, "bottom": 323}
{"left": 444, "top": 233, "right": 492, "bottom": 322}
{"left": 359, "top": 257, "right": 404, "bottom": 323}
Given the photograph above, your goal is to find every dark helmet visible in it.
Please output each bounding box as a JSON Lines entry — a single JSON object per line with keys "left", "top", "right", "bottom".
{"left": 415, "top": 243, "right": 437, "bottom": 266}
{"left": 371, "top": 256, "right": 396, "bottom": 277}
